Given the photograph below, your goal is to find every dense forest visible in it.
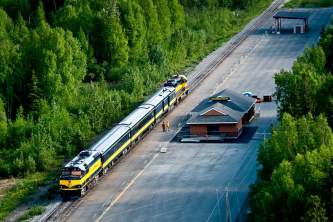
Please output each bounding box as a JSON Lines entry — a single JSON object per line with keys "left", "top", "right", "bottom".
{"left": 285, "top": 0, "right": 333, "bottom": 7}
{"left": 0, "top": 0, "right": 272, "bottom": 178}
{"left": 249, "top": 23, "right": 333, "bottom": 221}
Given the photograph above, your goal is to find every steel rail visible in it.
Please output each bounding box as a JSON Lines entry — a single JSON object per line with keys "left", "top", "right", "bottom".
{"left": 189, "top": 0, "right": 284, "bottom": 91}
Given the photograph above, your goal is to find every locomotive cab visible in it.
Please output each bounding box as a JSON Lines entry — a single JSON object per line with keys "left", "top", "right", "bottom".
{"left": 60, "top": 165, "right": 87, "bottom": 197}
{"left": 164, "top": 75, "right": 188, "bottom": 87}
{"left": 164, "top": 75, "right": 189, "bottom": 100}
{"left": 60, "top": 167, "right": 85, "bottom": 185}
{"left": 60, "top": 150, "right": 102, "bottom": 197}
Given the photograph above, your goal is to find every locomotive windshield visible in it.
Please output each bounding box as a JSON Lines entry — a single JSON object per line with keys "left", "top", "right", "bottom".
{"left": 61, "top": 167, "right": 84, "bottom": 179}
{"left": 164, "top": 79, "right": 177, "bottom": 87}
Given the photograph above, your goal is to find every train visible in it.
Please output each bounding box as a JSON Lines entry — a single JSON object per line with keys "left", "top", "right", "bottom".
{"left": 59, "top": 75, "right": 189, "bottom": 197}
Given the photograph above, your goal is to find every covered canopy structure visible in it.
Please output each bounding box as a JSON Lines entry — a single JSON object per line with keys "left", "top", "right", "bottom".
{"left": 273, "top": 10, "right": 311, "bottom": 33}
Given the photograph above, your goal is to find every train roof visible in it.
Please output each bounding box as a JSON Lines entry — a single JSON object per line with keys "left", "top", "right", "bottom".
{"left": 144, "top": 87, "right": 174, "bottom": 107}
{"left": 120, "top": 104, "right": 154, "bottom": 128}
{"left": 64, "top": 150, "right": 99, "bottom": 171}
{"left": 89, "top": 125, "right": 130, "bottom": 154}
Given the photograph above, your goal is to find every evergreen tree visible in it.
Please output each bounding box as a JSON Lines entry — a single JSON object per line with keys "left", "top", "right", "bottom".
{"left": 153, "top": 0, "right": 171, "bottom": 39}
{"left": 304, "top": 195, "right": 328, "bottom": 222}
{"left": 169, "top": 0, "right": 185, "bottom": 33}
{"left": 28, "top": 72, "right": 42, "bottom": 117}
{"left": 0, "top": 98, "right": 7, "bottom": 147}
{"left": 100, "top": 0, "right": 129, "bottom": 74}
{"left": 119, "top": 0, "right": 146, "bottom": 60}
{"left": 25, "top": 155, "right": 36, "bottom": 174}
{"left": 140, "top": 0, "right": 162, "bottom": 46}
{"left": 34, "top": 1, "right": 46, "bottom": 27}
{"left": 13, "top": 152, "right": 25, "bottom": 176}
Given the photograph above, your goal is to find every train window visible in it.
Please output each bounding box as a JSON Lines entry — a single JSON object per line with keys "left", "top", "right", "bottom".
{"left": 169, "top": 92, "right": 176, "bottom": 102}
{"left": 79, "top": 151, "right": 91, "bottom": 157}
{"left": 164, "top": 98, "right": 168, "bottom": 105}
{"left": 163, "top": 98, "right": 169, "bottom": 109}
{"left": 136, "top": 111, "right": 153, "bottom": 132}
{"left": 72, "top": 170, "right": 82, "bottom": 176}
{"left": 61, "top": 169, "right": 71, "bottom": 176}
{"left": 131, "top": 111, "right": 154, "bottom": 136}
{"left": 155, "top": 102, "right": 163, "bottom": 114}
{"left": 110, "top": 131, "right": 130, "bottom": 155}
{"left": 101, "top": 145, "right": 113, "bottom": 160}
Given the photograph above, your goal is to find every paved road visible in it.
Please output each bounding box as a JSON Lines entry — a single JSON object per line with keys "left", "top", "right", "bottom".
{"left": 66, "top": 7, "right": 333, "bottom": 222}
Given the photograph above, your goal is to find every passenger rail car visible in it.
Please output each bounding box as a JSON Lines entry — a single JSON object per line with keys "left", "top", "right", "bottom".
{"left": 60, "top": 75, "right": 189, "bottom": 197}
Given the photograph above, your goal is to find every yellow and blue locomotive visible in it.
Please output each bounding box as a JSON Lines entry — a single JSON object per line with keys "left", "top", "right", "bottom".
{"left": 60, "top": 75, "right": 188, "bottom": 197}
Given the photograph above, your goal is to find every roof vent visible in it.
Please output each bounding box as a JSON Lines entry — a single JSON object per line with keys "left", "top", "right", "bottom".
{"left": 209, "top": 96, "right": 230, "bottom": 102}
{"left": 79, "top": 151, "right": 91, "bottom": 158}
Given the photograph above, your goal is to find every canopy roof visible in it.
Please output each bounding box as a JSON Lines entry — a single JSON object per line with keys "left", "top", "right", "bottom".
{"left": 273, "top": 10, "right": 311, "bottom": 20}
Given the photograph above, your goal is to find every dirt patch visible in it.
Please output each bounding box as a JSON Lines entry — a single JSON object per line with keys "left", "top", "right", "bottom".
{"left": 0, "top": 178, "right": 16, "bottom": 199}
{"left": 4, "top": 180, "right": 58, "bottom": 222}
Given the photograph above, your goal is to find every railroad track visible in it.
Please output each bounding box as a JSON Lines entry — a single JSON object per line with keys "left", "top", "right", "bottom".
{"left": 188, "top": 0, "right": 284, "bottom": 90}
{"left": 39, "top": 1, "right": 284, "bottom": 221}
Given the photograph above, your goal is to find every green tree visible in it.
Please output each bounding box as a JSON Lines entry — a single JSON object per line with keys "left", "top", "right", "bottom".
{"left": 34, "top": 1, "right": 46, "bottom": 27}
{"left": 0, "top": 99, "right": 8, "bottom": 147}
{"left": 169, "top": 0, "right": 185, "bottom": 32}
{"left": 22, "top": 22, "right": 87, "bottom": 105}
{"left": 13, "top": 152, "right": 25, "bottom": 176}
{"left": 296, "top": 47, "right": 326, "bottom": 73}
{"left": 7, "top": 107, "right": 32, "bottom": 149}
{"left": 304, "top": 195, "right": 328, "bottom": 222}
{"left": 319, "top": 25, "right": 333, "bottom": 71}
{"left": 119, "top": 0, "right": 146, "bottom": 60}
{"left": 140, "top": 0, "right": 162, "bottom": 45}
{"left": 153, "top": 0, "right": 171, "bottom": 39}
{"left": 316, "top": 77, "right": 333, "bottom": 127}
{"left": 100, "top": 1, "right": 128, "bottom": 77}
{"left": 25, "top": 155, "right": 36, "bottom": 174}
{"left": 258, "top": 113, "right": 298, "bottom": 178}
{"left": 275, "top": 62, "right": 322, "bottom": 117}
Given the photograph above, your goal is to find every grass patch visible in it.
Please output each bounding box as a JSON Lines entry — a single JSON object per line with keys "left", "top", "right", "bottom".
{"left": 284, "top": 0, "right": 333, "bottom": 8}
{"left": 0, "top": 172, "right": 54, "bottom": 221}
{"left": 18, "top": 205, "right": 45, "bottom": 222}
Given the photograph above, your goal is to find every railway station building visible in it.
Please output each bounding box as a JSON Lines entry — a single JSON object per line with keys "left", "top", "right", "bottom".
{"left": 273, "top": 10, "right": 311, "bottom": 33}
{"left": 186, "top": 89, "right": 256, "bottom": 139}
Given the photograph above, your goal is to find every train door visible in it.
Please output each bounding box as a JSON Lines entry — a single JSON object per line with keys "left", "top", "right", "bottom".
{"left": 163, "top": 97, "right": 169, "bottom": 112}
{"left": 170, "top": 91, "right": 176, "bottom": 106}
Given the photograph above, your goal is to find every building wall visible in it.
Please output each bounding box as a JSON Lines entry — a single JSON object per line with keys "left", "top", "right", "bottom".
{"left": 203, "top": 109, "right": 224, "bottom": 116}
{"left": 219, "top": 121, "right": 242, "bottom": 138}
{"left": 190, "top": 125, "right": 207, "bottom": 136}
{"left": 242, "top": 105, "right": 255, "bottom": 124}
{"left": 219, "top": 124, "right": 238, "bottom": 133}
{"left": 189, "top": 120, "right": 242, "bottom": 138}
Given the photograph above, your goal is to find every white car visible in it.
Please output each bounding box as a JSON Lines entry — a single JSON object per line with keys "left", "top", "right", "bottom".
{"left": 242, "top": 91, "right": 253, "bottom": 97}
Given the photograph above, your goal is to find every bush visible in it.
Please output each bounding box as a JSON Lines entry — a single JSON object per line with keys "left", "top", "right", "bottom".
{"left": 18, "top": 205, "right": 45, "bottom": 221}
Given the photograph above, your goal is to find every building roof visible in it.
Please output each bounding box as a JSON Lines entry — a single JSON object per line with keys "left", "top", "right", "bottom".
{"left": 187, "top": 89, "right": 256, "bottom": 125}
{"left": 273, "top": 10, "right": 311, "bottom": 20}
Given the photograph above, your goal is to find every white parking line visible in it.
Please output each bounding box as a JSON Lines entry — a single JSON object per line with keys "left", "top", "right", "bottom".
{"left": 95, "top": 153, "right": 159, "bottom": 222}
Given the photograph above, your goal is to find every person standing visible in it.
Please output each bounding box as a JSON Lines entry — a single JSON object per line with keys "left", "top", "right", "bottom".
{"left": 162, "top": 121, "right": 166, "bottom": 132}
{"left": 166, "top": 120, "right": 170, "bottom": 132}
